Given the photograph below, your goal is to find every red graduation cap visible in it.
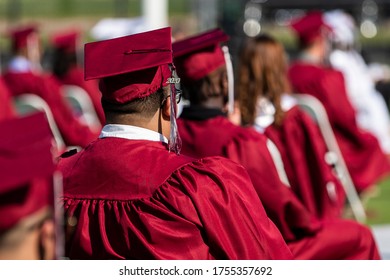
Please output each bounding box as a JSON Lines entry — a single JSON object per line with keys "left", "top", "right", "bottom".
{"left": 8, "top": 24, "right": 38, "bottom": 52}
{"left": 290, "top": 11, "right": 332, "bottom": 46}
{"left": 172, "top": 28, "right": 229, "bottom": 83}
{"left": 51, "top": 30, "right": 80, "bottom": 53}
{"left": 0, "top": 112, "right": 56, "bottom": 233}
{"left": 84, "top": 27, "right": 173, "bottom": 104}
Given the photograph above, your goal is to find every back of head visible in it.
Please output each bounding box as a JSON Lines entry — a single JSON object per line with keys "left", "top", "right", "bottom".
{"left": 323, "top": 10, "right": 357, "bottom": 50}
{"left": 172, "top": 28, "right": 229, "bottom": 106}
{"left": 8, "top": 25, "right": 38, "bottom": 54}
{"left": 289, "top": 11, "right": 332, "bottom": 49}
{"left": 7, "top": 24, "right": 42, "bottom": 72}
{"left": 0, "top": 113, "right": 57, "bottom": 259}
{"left": 84, "top": 27, "right": 181, "bottom": 153}
{"left": 50, "top": 30, "right": 81, "bottom": 78}
{"left": 237, "top": 34, "right": 288, "bottom": 126}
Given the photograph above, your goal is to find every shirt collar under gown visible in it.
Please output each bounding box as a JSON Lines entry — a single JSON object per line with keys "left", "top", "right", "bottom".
{"left": 253, "top": 94, "right": 297, "bottom": 133}
{"left": 99, "top": 124, "right": 168, "bottom": 144}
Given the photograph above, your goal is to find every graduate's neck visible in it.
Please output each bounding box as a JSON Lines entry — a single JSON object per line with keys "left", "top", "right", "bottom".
{"left": 105, "top": 107, "right": 170, "bottom": 139}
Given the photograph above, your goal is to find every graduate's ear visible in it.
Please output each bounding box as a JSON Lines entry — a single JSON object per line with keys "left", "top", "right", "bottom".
{"left": 161, "top": 94, "right": 171, "bottom": 121}
{"left": 38, "top": 219, "right": 55, "bottom": 260}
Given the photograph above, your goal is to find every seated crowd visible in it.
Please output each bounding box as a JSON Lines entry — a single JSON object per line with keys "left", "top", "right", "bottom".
{"left": 0, "top": 10, "right": 388, "bottom": 260}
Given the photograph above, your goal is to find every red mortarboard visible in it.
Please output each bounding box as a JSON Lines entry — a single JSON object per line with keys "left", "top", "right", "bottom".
{"left": 51, "top": 30, "right": 80, "bottom": 53}
{"left": 0, "top": 112, "right": 55, "bottom": 233}
{"left": 8, "top": 24, "right": 38, "bottom": 52}
{"left": 290, "top": 11, "right": 332, "bottom": 46}
{"left": 172, "top": 28, "right": 229, "bottom": 83}
{"left": 84, "top": 27, "right": 173, "bottom": 104}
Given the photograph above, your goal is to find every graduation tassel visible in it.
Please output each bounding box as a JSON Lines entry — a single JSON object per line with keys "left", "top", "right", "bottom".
{"left": 168, "top": 66, "right": 182, "bottom": 155}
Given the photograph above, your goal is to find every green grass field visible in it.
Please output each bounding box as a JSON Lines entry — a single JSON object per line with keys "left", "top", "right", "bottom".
{"left": 365, "top": 177, "right": 390, "bottom": 225}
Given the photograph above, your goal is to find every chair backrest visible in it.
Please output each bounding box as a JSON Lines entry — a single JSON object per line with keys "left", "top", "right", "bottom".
{"left": 61, "top": 85, "right": 101, "bottom": 129}
{"left": 266, "top": 138, "right": 291, "bottom": 187}
{"left": 293, "top": 93, "right": 366, "bottom": 223}
{"left": 13, "top": 93, "right": 66, "bottom": 152}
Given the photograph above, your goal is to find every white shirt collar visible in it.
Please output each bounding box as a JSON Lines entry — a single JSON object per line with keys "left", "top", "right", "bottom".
{"left": 253, "top": 94, "right": 297, "bottom": 133}
{"left": 8, "top": 56, "right": 34, "bottom": 73}
{"left": 253, "top": 97, "right": 275, "bottom": 133}
{"left": 99, "top": 124, "right": 168, "bottom": 144}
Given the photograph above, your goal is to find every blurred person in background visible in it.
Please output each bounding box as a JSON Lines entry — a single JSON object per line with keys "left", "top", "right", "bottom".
{"left": 50, "top": 29, "right": 105, "bottom": 125}
{"left": 237, "top": 33, "right": 345, "bottom": 221}
{"left": 324, "top": 9, "right": 390, "bottom": 156}
{"left": 174, "top": 28, "right": 380, "bottom": 260}
{"left": 287, "top": 11, "right": 390, "bottom": 196}
{"left": 2, "top": 24, "right": 99, "bottom": 150}
{"left": 59, "top": 27, "right": 292, "bottom": 260}
{"left": 0, "top": 113, "right": 60, "bottom": 260}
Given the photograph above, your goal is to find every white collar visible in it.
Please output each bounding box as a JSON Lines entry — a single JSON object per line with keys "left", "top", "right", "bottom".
{"left": 8, "top": 56, "right": 34, "bottom": 73}
{"left": 253, "top": 97, "right": 275, "bottom": 133}
{"left": 253, "top": 94, "right": 297, "bottom": 133}
{"left": 99, "top": 124, "right": 168, "bottom": 144}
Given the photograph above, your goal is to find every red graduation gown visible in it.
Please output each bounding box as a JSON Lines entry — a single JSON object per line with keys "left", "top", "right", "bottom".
{"left": 3, "top": 71, "right": 99, "bottom": 148}
{"left": 57, "top": 66, "right": 105, "bottom": 125}
{"left": 289, "top": 62, "right": 390, "bottom": 192}
{"left": 263, "top": 106, "right": 346, "bottom": 220}
{"left": 0, "top": 77, "right": 15, "bottom": 121}
{"left": 178, "top": 111, "right": 380, "bottom": 260}
{"left": 59, "top": 137, "right": 292, "bottom": 260}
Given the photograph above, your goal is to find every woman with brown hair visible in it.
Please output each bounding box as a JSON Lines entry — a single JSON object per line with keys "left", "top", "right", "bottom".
{"left": 237, "top": 33, "right": 346, "bottom": 220}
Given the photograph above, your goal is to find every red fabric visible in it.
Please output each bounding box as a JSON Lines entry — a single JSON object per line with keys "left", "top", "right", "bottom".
{"left": 51, "top": 30, "right": 79, "bottom": 53}
{"left": 84, "top": 27, "right": 172, "bottom": 80}
{"left": 0, "top": 77, "right": 15, "bottom": 121}
{"left": 178, "top": 114, "right": 381, "bottom": 259}
{"left": 98, "top": 64, "right": 171, "bottom": 104}
{"left": 8, "top": 25, "right": 37, "bottom": 51}
{"left": 288, "top": 62, "right": 390, "bottom": 192}
{"left": 172, "top": 28, "right": 228, "bottom": 82}
{"left": 264, "top": 106, "right": 346, "bottom": 219}
{"left": 0, "top": 113, "right": 55, "bottom": 233}
{"left": 58, "top": 66, "right": 105, "bottom": 124}
{"left": 0, "top": 112, "right": 54, "bottom": 190}
{"left": 288, "top": 219, "right": 380, "bottom": 260}
{"left": 180, "top": 116, "right": 321, "bottom": 239}
{"left": 59, "top": 138, "right": 292, "bottom": 260}
{"left": 3, "top": 71, "right": 99, "bottom": 148}
{"left": 290, "top": 11, "right": 331, "bottom": 45}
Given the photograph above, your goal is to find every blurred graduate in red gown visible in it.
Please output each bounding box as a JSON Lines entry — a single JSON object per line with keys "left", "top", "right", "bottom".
{"left": 2, "top": 25, "right": 98, "bottom": 149}
{"left": 174, "top": 28, "right": 380, "bottom": 260}
{"left": 59, "top": 27, "right": 292, "bottom": 260}
{"left": 237, "top": 33, "right": 345, "bottom": 220}
{"left": 287, "top": 11, "right": 390, "bottom": 194}
{"left": 50, "top": 29, "right": 105, "bottom": 125}
{"left": 0, "top": 113, "right": 60, "bottom": 260}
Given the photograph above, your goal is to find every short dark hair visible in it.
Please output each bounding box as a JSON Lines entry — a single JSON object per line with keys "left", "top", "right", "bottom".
{"left": 102, "top": 86, "right": 169, "bottom": 119}
{"left": 181, "top": 78, "right": 208, "bottom": 106}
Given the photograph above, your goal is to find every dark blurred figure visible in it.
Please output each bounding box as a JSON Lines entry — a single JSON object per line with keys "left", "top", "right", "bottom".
{"left": 50, "top": 30, "right": 105, "bottom": 125}
{"left": 0, "top": 113, "right": 60, "bottom": 260}
{"left": 288, "top": 11, "right": 390, "bottom": 195}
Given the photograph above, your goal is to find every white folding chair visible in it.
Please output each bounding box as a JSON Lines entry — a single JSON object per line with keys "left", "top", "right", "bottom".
{"left": 13, "top": 93, "right": 66, "bottom": 152}
{"left": 61, "top": 85, "right": 101, "bottom": 129}
{"left": 293, "top": 93, "right": 367, "bottom": 223}
{"left": 266, "top": 138, "right": 291, "bottom": 187}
